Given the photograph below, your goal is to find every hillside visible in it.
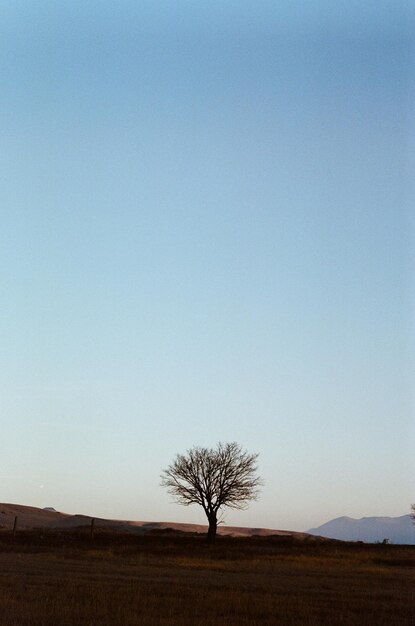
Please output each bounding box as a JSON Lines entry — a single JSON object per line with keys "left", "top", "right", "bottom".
{"left": 0, "top": 503, "right": 311, "bottom": 539}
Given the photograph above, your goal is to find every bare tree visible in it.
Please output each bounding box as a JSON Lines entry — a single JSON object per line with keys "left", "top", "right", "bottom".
{"left": 161, "top": 442, "right": 262, "bottom": 542}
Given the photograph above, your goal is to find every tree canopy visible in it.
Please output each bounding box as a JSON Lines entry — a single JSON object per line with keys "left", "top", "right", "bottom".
{"left": 161, "top": 442, "right": 262, "bottom": 541}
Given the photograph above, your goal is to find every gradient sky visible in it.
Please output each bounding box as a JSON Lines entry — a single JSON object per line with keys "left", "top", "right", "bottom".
{"left": 0, "top": 1, "right": 413, "bottom": 531}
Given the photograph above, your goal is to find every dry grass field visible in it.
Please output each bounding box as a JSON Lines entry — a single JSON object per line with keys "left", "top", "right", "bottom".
{"left": 0, "top": 531, "right": 413, "bottom": 625}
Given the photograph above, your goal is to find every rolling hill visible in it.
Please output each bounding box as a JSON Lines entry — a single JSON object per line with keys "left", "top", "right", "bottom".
{"left": 0, "top": 503, "right": 311, "bottom": 538}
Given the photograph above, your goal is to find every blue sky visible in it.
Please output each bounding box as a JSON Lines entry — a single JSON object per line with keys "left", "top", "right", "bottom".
{"left": 0, "top": 1, "right": 413, "bottom": 531}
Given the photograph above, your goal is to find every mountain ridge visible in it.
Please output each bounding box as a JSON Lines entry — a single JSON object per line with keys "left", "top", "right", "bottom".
{"left": 308, "top": 514, "right": 414, "bottom": 544}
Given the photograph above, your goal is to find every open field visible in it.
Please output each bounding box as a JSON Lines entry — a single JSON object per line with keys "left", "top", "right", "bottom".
{"left": 0, "top": 531, "right": 413, "bottom": 625}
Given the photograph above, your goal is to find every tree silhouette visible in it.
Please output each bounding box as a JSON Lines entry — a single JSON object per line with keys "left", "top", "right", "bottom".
{"left": 161, "top": 442, "right": 262, "bottom": 542}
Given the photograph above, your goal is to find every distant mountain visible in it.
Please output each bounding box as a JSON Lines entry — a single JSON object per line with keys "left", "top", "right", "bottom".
{"left": 308, "top": 515, "right": 415, "bottom": 544}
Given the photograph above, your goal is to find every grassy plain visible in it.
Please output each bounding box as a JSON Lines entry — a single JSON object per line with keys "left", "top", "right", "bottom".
{"left": 0, "top": 531, "right": 413, "bottom": 625}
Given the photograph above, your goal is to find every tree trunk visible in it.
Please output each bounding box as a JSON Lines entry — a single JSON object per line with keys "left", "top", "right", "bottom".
{"left": 207, "top": 514, "right": 217, "bottom": 543}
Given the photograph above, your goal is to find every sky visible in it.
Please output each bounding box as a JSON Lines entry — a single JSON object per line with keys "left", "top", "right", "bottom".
{"left": 0, "top": 1, "right": 413, "bottom": 532}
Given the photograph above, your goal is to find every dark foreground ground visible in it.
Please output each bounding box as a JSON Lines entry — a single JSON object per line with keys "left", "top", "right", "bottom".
{"left": 0, "top": 530, "right": 413, "bottom": 625}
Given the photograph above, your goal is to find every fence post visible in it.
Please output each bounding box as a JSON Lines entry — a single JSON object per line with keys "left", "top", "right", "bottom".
{"left": 12, "top": 516, "right": 18, "bottom": 540}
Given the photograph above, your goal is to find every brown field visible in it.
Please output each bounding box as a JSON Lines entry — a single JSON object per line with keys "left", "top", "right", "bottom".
{"left": 0, "top": 530, "right": 413, "bottom": 625}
